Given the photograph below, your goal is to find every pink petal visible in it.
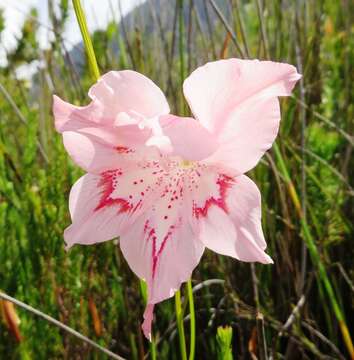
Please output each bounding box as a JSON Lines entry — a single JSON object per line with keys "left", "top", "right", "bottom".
{"left": 88, "top": 70, "right": 170, "bottom": 121}
{"left": 54, "top": 94, "right": 156, "bottom": 174}
{"left": 53, "top": 95, "right": 103, "bottom": 132}
{"left": 159, "top": 115, "right": 218, "bottom": 161}
{"left": 225, "top": 175, "right": 270, "bottom": 256}
{"left": 184, "top": 59, "right": 301, "bottom": 174}
{"left": 54, "top": 71, "right": 169, "bottom": 132}
{"left": 142, "top": 304, "right": 154, "bottom": 340}
{"left": 120, "top": 214, "right": 204, "bottom": 337}
{"left": 64, "top": 174, "right": 126, "bottom": 248}
{"left": 118, "top": 174, "right": 205, "bottom": 338}
{"left": 61, "top": 126, "right": 155, "bottom": 173}
{"left": 203, "top": 96, "right": 280, "bottom": 175}
{"left": 64, "top": 159, "right": 167, "bottom": 248}
{"left": 191, "top": 170, "right": 272, "bottom": 264}
{"left": 62, "top": 131, "right": 122, "bottom": 173}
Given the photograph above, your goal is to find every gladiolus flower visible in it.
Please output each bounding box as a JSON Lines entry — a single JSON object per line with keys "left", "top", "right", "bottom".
{"left": 53, "top": 59, "right": 300, "bottom": 339}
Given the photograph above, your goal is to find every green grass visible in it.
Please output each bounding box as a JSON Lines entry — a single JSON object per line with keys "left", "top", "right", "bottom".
{"left": 0, "top": 0, "right": 353, "bottom": 359}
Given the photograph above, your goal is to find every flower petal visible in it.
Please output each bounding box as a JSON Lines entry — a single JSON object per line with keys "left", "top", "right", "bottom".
{"left": 64, "top": 174, "right": 126, "bottom": 248}
{"left": 203, "top": 97, "right": 280, "bottom": 175}
{"left": 62, "top": 131, "right": 121, "bottom": 173}
{"left": 142, "top": 304, "right": 154, "bottom": 340}
{"left": 159, "top": 115, "right": 218, "bottom": 161}
{"left": 191, "top": 170, "right": 272, "bottom": 264}
{"left": 64, "top": 158, "right": 168, "bottom": 248}
{"left": 53, "top": 95, "right": 103, "bottom": 132}
{"left": 88, "top": 70, "right": 170, "bottom": 121}
{"left": 54, "top": 71, "right": 169, "bottom": 132}
{"left": 61, "top": 125, "right": 155, "bottom": 173}
{"left": 116, "top": 167, "right": 205, "bottom": 339}
{"left": 120, "top": 213, "right": 204, "bottom": 339}
{"left": 183, "top": 58, "right": 301, "bottom": 174}
{"left": 225, "top": 175, "right": 270, "bottom": 253}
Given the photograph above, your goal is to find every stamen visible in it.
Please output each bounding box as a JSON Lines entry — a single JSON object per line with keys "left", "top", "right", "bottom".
{"left": 180, "top": 159, "right": 194, "bottom": 168}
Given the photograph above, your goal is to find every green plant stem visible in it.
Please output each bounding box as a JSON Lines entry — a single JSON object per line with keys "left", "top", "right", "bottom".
{"left": 72, "top": 0, "right": 100, "bottom": 81}
{"left": 150, "top": 339, "right": 157, "bottom": 360}
{"left": 187, "top": 280, "right": 196, "bottom": 360}
{"left": 175, "top": 289, "right": 187, "bottom": 360}
{"left": 273, "top": 143, "right": 354, "bottom": 358}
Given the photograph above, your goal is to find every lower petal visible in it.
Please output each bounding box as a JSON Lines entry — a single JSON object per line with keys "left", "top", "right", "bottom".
{"left": 64, "top": 174, "right": 131, "bottom": 248}
{"left": 142, "top": 304, "right": 154, "bottom": 341}
{"left": 195, "top": 173, "right": 272, "bottom": 264}
{"left": 119, "top": 210, "right": 204, "bottom": 339}
{"left": 65, "top": 160, "right": 165, "bottom": 248}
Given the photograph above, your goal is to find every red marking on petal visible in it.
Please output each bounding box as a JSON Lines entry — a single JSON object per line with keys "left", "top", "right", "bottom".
{"left": 95, "top": 170, "right": 133, "bottom": 213}
{"left": 116, "top": 146, "right": 133, "bottom": 154}
{"left": 144, "top": 220, "right": 150, "bottom": 234}
{"left": 145, "top": 219, "right": 179, "bottom": 279}
{"left": 193, "top": 174, "right": 234, "bottom": 219}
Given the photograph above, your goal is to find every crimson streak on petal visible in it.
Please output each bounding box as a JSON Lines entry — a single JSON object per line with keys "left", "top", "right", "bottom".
{"left": 193, "top": 174, "right": 234, "bottom": 219}
{"left": 94, "top": 170, "right": 133, "bottom": 213}
{"left": 144, "top": 219, "right": 179, "bottom": 279}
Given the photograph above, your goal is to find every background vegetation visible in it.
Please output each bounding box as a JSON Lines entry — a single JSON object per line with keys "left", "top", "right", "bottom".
{"left": 0, "top": 0, "right": 353, "bottom": 359}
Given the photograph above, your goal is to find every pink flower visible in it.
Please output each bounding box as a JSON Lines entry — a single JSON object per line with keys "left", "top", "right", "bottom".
{"left": 53, "top": 59, "right": 301, "bottom": 339}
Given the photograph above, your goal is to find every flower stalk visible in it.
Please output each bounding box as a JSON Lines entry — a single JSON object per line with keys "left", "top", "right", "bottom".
{"left": 72, "top": 0, "right": 100, "bottom": 82}
{"left": 175, "top": 289, "right": 188, "bottom": 360}
{"left": 187, "top": 280, "right": 196, "bottom": 360}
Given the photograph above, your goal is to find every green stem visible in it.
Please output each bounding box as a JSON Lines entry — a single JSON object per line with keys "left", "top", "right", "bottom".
{"left": 187, "top": 280, "right": 196, "bottom": 360}
{"left": 150, "top": 340, "right": 157, "bottom": 360}
{"left": 72, "top": 0, "right": 100, "bottom": 81}
{"left": 175, "top": 290, "right": 187, "bottom": 360}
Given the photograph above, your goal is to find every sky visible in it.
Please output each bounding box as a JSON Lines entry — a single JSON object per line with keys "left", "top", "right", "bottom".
{"left": 0, "top": 0, "right": 142, "bottom": 66}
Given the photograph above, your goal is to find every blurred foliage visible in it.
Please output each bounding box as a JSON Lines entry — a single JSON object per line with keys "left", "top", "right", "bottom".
{"left": 0, "top": 0, "right": 353, "bottom": 359}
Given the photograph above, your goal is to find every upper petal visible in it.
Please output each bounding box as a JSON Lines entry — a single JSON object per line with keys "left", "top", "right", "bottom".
{"left": 159, "top": 114, "right": 218, "bottom": 161}
{"left": 61, "top": 125, "right": 155, "bottom": 174}
{"left": 183, "top": 58, "right": 301, "bottom": 174}
{"left": 88, "top": 70, "right": 170, "bottom": 121}
{"left": 202, "top": 96, "right": 280, "bottom": 175}
{"left": 53, "top": 95, "right": 104, "bottom": 132}
{"left": 54, "top": 71, "right": 169, "bottom": 132}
